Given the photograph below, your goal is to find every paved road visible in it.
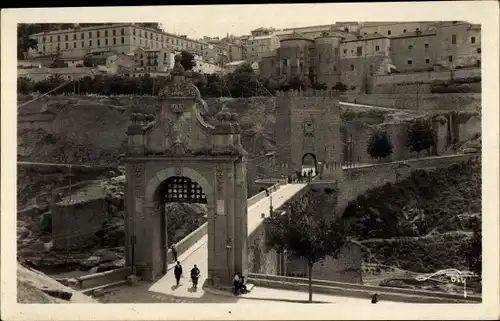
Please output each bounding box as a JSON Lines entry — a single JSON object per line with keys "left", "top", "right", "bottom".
{"left": 148, "top": 183, "right": 308, "bottom": 299}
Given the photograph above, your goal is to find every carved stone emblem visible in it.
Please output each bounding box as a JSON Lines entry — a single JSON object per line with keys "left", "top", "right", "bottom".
{"left": 163, "top": 82, "right": 199, "bottom": 98}
{"left": 171, "top": 103, "right": 184, "bottom": 113}
{"left": 215, "top": 166, "right": 224, "bottom": 192}
{"left": 134, "top": 163, "right": 144, "bottom": 196}
{"left": 174, "top": 165, "right": 182, "bottom": 176}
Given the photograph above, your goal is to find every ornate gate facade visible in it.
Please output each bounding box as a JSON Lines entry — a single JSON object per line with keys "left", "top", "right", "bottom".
{"left": 124, "top": 55, "right": 248, "bottom": 289}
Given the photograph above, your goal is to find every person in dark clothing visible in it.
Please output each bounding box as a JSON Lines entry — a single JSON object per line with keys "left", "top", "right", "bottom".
{"left": 190, "top": 264, "right": 200, "bottom": 289}
{"left": 233, "top": 273, "right": 240, "bottom": 295}
{"left": 239, "top": 275, "right": 247, "bottom": 293}
{"left": 371, "top": 293, "right": 379, "bottom": 304}
{"left": 174, "top": 261, "right": 182, "bottom": 286}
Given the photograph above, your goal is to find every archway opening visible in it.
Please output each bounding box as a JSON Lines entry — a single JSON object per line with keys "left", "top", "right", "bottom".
{"left": 301, "top": 153, "right": 318, "bottom": 176}
{"left": 154, "top": 175, "right": 208, "bottom": 273}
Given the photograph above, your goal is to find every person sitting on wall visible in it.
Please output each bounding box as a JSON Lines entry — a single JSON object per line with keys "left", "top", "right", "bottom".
{"left": 239, "top": 274, "right": 247, "bottom": 293}
{"left": 233, "top": 272, "right": 240, "bottom": 295}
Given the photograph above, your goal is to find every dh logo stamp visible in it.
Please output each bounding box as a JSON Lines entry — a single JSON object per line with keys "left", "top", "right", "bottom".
{"left": 414, "top": 268, "right": 478, "bottom": 298}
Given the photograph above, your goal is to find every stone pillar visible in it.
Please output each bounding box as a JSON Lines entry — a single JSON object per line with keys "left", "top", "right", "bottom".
{"left": 206, "top": 203, "right": 217, "bottom": 284}
{"left": 225, "top": 165, "right": 236, "bottom": 283}
{"left": 209, "top": 165, "right": 232, "bottom": 287}
{"left": 233, "top": 158, "right": 248, "bottom": 278}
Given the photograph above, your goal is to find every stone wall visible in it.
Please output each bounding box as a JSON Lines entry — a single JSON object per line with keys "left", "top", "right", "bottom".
{"left": 51, "top": 189, "right": 110, "bottom": 250}
{"left": 340, "top": 93, "right": 480, "bottom": 111}
{"left": 285, "top": 241, "right": 363, "bottom": 284}
{"left": 331, "top": 154, "right": 480, "bottom": 213}
{"left": 374, "top": 68, "right": 481, "bottom": 85}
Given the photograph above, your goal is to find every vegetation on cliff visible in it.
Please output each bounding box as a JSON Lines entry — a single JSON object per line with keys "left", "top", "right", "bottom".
{"left": 342, "top": 159, "right": 481, "bottom": 274}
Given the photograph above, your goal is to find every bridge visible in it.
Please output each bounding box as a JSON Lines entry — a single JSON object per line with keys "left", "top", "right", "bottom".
{"left": 149, "top": 181, "right": 308, "bottom": 299}
{"left": 119, "top": 57, "right": 480, "bottom": 303}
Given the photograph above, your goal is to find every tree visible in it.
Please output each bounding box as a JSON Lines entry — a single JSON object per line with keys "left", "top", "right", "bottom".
{"left": 366, "top": 128, "right": 394, "bottom": 160}
{"left": 460, "top": 217, "right": 482, "bottom": 276}
{"left": 406, "top": 118, "right": 437, "bottom": 157}
{"left": 17, "top": 24, "right": 38, "bottom": 59}
{"left": 180, "top": 50, "right": 195, "bottom": 71}
{"left": 265, "top": 190, "right": 346, "bottom": 303}
{"left": 229, "top": 63, "right": 258, "bottom": 97}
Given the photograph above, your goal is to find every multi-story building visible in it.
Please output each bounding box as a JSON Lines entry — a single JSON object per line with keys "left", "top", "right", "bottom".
{"left": 432, "top": 21, "right": 481, "bottom": 68}
{"left": 390, "top": 30, "right": 437, "bottom": 72}
{"left": 259, "top": 21, "right": 480, "bottom": 93}
{"left": 359, "top": 21, "right": 438, "bottom": 38}
{"left": 28, "top": 23, "right": 207, "bottom": 60}
{"left": 133, "top": 47, "right": 175, "bottom": 72}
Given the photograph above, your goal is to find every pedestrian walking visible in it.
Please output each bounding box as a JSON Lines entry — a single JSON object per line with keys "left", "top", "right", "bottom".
{"left": 174, "top": 261, "right": 183, "bottom": 286}
{"left": 170, "top": 244, "right": 178, "bottom": 262}
{"left": 233, "top": 272, "right": 240, "bottom": 295}
{"left": 190, "top": 264, "right": 200, "bottom": 289}
{"left": 371, "top": 293, "right": 379, "bottom": 304}
{"left": 239, "top": 274, "right": 247, "bottom": 293}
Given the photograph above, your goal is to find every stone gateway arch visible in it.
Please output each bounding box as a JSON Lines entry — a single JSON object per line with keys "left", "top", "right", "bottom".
{"left": 124, "top": 55, "right": 248, "bottom": 289}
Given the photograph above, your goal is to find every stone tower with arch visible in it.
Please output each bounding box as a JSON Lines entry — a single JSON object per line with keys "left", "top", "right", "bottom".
{"left": 124, "top": 54, "right": 248, "bottom": 289}
{"left": 274, "top": 89, "right": 342, "bottom": 177}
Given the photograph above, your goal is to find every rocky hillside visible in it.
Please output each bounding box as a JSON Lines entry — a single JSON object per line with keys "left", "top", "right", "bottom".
{"left": 342, "top": 159, "right": 481, "bottom": 293}
{"left": 17, "top": 173, "right": 207, "bottom": 276}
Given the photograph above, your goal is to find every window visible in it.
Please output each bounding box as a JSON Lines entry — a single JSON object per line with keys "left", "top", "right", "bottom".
{"left": 407, "top": 59, "right": 412, "bottom": 65}
{"left": 64, "top": 35, "right": 68, "bottom": 41}
{"left": 369, "top": 65, "right": 373, "bottom": 71}
{"left": 105, "top": 38, "right": 108, "bottom": 45}
{"left": 57, "top": 35, "right": 60, "bottom": 41}
{"left": 477, "top": 48, "right": 481, "bottom": 54}
{"left": 113, "top": 30, "right": 116, "bottom": 36}
{"left": 113, "top": 38, "right": 116, "bottom": 45}
{"left": 121, "top": 37, "right": 125, "bottom": 44}
{"left": 388, "top": 30, "right": 391, "bottom": 35}
{"left": 356, "top": 46, "right": 363, "bottom": 56}
{"left": 344, "top": 27, "right": 349, "bottom": 32}
{"left": 105, "top": 30, "right": 108, "bottom": 37}
{"left": 81, "top": 33, "right": 84, "bottom": 39}
{"left": 416, "top": 28, "right": 420, "bottom": 31}
{"left": 81, "top": 41, "right": 84, "bottom": 47}
{"left": 97, "top": 39, "right": 100, "bottom": 46}
{"left": 452, "top": 34, "right": 457, "bottom": 44}
{"left": 73, "top": 34, "right": 76, "bottom": 40}
{"left": 364, "top": 33, "right": 367, "bottom": 35}
{"left": 476, "top": 59, "right": 481, "bottom": 67}
{"left": 89, "top": 32, "right": 92, "bottom": 38}
{"left": 97, "top": 31, "right": 100, "bottom": 37}
{"left": 425, "top": 58, "right": 430, "bottom": 64}
{"left": 333, "top": 65, "right": 336, "bottom": 71}
{"left": 375, "top": 45, "right": 380, "bottom": 51}
{"left": 350, "top": 64, "right": 354, "bottom": 71}
{"left": 471, "top": 36, "right": 476, "bottom": 44}
{"left": 133, "top": 29, "right": 136, "bottom": 36}
{"left": 425, "top": 43, "right": 429, "bottom": 48}
{"left": 43, "top": 36, "right": 46, "bottom": 42}
{"left": 43, "top": 45, "right": 45, "bottom": 51}
{"left": 65, "top": 43, "right": 68, "bottom": 49}
{"left": 89, "top": 40, "right": 92, "bottom": 46}
{"left": 150, "top": 33, "right": 153, "bottom": 39}
{"left": 408, "top": 45, "right": 413, "bottom": 50}
{"left": 403, "top": 29, "right": 406, "bottom": 33}
{"left": 50, "top": 36, "right": 53, "bottom": 42}
{"left": 121, "top": 28, "right": 124, "bottom": 35}
{"left": 448, "top": 55, "right": 453, "bottom": 62}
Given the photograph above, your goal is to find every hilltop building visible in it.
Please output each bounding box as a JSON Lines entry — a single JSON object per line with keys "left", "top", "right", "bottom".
{"left": 259, "top": 21, "right": 481, "bottom": 93}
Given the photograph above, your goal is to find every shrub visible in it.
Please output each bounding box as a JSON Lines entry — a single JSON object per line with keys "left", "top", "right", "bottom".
{"left": 406, "top": 118, "right": 437, "bottom": 156}
{"left": 366, "top": 128, "right": 393, "bottom": 160}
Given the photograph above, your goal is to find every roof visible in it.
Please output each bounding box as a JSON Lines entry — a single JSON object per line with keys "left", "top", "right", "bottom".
{"left": 391, "top": 30, "right": 436, "bottom": 39}
{"left": 251, "top": 27, "right": 271, "bottom": 32}
{"left": 226, "top": 60, "right": 246, "bottom": 66}
{"left": 279, "top": 31, "right": 313, "bottom": 42}
{"left": 342, "top": 32, "right": 389, "bottom": 43}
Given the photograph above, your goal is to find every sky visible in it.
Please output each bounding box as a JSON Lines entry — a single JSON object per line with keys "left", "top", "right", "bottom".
{"left": 157, "top": 4, "right": 340, "bottom": 39}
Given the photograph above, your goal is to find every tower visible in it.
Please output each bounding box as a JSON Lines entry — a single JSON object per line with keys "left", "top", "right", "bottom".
{"left": 274, "top": 89, "right": 342, "bottom": 177}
